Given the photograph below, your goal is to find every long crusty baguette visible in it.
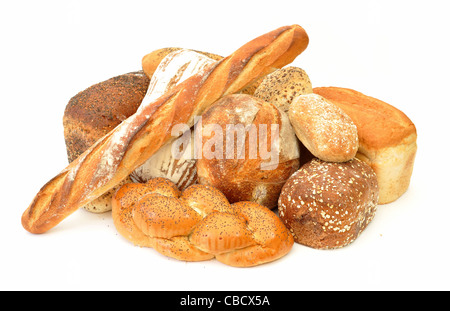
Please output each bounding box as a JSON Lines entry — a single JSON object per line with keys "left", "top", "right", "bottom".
{"left": 22, "top": 25, "right": 309, "bottom": 233}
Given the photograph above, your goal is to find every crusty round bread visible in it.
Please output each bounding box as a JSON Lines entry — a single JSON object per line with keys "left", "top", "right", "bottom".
{"left": 278, "top": 158, "right": 378, "bottom": 249}
{"left": 253, "top": 66, "right": 313, "bottom": 113}
{"left": 112, "top": 177, "right": 294, "bottom": 267}
{"left": 288, "top": 93, "right": 358, "bottom": 162}
{"left": 313, "top": 86, "right": 417, "bottom": 204}
{"left": 196, "top": 93, "right": 300, "bottom": 209}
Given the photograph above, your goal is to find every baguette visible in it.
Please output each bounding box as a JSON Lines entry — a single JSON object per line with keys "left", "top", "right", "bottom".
{"left": 22, "top": 25, "right": 309, "bottom": 233}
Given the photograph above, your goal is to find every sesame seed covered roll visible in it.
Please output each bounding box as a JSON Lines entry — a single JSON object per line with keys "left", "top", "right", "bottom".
{"left": 278, "top": 158, "right": 379, "bottom": 249}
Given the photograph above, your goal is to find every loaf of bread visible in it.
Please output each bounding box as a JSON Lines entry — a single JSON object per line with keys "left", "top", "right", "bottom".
{"left": 313, "top": 87, "right": 417, "bottom": 204}
{"left": 141, "top": 47, "right": 223, "bottom": 79}
{"left": 112, "top": 178, "right": 294, "bottom": 267}
{"left": 142, "top": 47, "right": 262, "bottom": 96}
{"left": 196, "top": 94, "right": 300, "bottom": 209}
{"left": 288, "top": 93, "right": 358, "bottom": 162}
{"left": 130, "top": 49, "right": 216, "bottom": 189}
{"left": 253, "top": 66, "right": 312, "bottom": 113}
{"left": 63, "top": 71, "right": 150, "bottom": 163}
{"left": 22, "top": 24, "right": 310, "bottom": 234}
{"left": 278, "top": 158, "right": 379, "bottom": 249}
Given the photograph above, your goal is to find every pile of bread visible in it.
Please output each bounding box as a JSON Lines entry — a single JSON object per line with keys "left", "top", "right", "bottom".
{"left": 22, "top": 25, "right": 417, "bottom": 267}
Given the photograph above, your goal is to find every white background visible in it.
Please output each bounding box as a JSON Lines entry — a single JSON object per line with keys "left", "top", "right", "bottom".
{"left": 1, "top": 0, "right": 449, "bottom": 291}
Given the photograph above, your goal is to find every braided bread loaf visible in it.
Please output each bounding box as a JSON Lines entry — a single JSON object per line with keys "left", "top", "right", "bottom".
{"left": 22, "top": 24, "right": 309, "bottom": 234}
{"left": 112, "top": 177, "right": 294, "bottom": 267}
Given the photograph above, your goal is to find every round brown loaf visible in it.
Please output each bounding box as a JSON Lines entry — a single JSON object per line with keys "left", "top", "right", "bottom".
{"left": 196, "top": 94, "right": 300, "bottom": 209}
{"left": 63, "top": 70, "right": 150, "bottom": 163}
{"left": 278, "top": 158, "right": 378, "bottom": 249}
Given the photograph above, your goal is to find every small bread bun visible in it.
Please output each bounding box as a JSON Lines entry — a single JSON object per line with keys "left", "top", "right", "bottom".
{"left": 278, "top": 158, "right": 378, "bottom": 249}
{"left": 253, "top": 66, "right": 313, "bottom": 113}
{"left": 288, "top": 93, "right": 359, "bottom": 162}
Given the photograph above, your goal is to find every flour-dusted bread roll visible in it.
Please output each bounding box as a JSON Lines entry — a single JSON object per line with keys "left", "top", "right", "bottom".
{"left": 278, "top": 158, "right": 379, "bottom": 249}
{"left": 253, "top": 66, "right": 313, "bottom": 113}
{"left": 313, "top": 87, "right": 417, "bottom": 204}
{"left": 196, "top": 94, "right": 300, "bottom": 209}
{"left": 288, "top": 93, "right": 359, "bottom": 162}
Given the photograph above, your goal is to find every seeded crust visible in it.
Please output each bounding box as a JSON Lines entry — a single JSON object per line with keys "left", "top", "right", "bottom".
{"left": 112, "top": 178, "right": 294, "bottom": 267}
{"left": 253, "top": 66, "right": 313, "bottom": 113}
{"left": 63, "top": 71, "right": 150, "bottom": 163}
{"left": 278, "top": 158, "right": 379, "bottom": 249}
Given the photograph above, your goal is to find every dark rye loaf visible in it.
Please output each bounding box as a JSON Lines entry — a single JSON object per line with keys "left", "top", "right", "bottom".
{"left": 63, "top": 71, "right": 150, "bottom": 163}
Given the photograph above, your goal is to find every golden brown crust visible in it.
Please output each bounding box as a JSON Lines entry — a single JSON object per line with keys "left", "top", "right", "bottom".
{"left": 216, "top": 201, "right": 294, "bottom": 267}
{"left": 22, "top": 24, "right": 309, "bottom": 234}
{"left": 142, "top": 47, "right": 262, "bottom": 95}
{"left": 313, "top": 87, "right": 417, "bottom": 150}
{"left": 196, "top": 94, "right": 300, "bottom": 209}
{"left": 313, "top": 86, "right": 417, "bottom": 204}
{"left": 112, "top": 179, "right": 294, "bottom": 267}
{"left": 142, "top": 47, "right": 223, "bottom": 79}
